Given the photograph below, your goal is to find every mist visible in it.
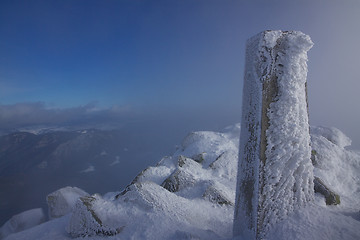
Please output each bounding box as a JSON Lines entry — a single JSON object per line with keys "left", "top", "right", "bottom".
{"left": 0, "top": 102, "right": 241, "bottom": 226}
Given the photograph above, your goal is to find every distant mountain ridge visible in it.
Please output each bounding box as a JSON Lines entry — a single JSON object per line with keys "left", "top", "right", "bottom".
{"left": 0, "top": 128, "right": 167, "bottom": 226}
{"left": 0, "top": 131, "right": 78, "bottom": 176}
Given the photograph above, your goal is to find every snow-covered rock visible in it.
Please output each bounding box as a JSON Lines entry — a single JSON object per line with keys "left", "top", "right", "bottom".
{"left": 311, "top": 126, "right": 360, "bottom": 210}
{"left": 65, "top": 125, "right": 240, "bottom": 239}
{"left": 66, "top": 180, "right": 233, "bottom": 239}
{"left": 161, "top": 156, "right": 201, "bottom": 193}
{"left": 202, "top": 182, "right": 234, "bottom": 206}
{"left": 311, "top": 126, "right": 352, "bottom": 148}
{"left": 0, "top": 208, "right": 45, "bottom": 239}
{"left": 66, "top": 194, "right": 120, "bottom": 237}
{"left": 314, "top": 176, "right": 340, "bottom": 205}
{"left": 47, "top": 186, "right": 89, "bottom": 219}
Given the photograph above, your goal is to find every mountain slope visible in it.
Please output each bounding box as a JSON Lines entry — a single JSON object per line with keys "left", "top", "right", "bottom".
{"left": 0, "top": 129, "right": 167, "bottom": 226}
{"left": 3, "top": 124, "right": 360, "bottom": 240}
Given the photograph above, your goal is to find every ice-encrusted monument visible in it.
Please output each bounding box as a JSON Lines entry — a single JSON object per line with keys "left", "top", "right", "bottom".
{"left": 233, "top": 31, "right": 314, "bottom": 239}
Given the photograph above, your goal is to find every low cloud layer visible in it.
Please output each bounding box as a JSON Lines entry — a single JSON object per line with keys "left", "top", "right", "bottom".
{"left": 0, "top": 102, "right": 135, "bottom": 133}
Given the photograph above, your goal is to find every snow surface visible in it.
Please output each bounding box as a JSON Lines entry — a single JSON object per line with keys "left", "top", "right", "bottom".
{"left": 0, "top": 208, "right": 45, "bottom": 239}
{"left": 3, "top": 124, "right": 360, "bottom": 240}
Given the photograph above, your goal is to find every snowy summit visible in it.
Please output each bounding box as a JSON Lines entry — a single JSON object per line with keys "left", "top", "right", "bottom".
{"left": 1, "top": 123, "right": 360, "bottom": 240}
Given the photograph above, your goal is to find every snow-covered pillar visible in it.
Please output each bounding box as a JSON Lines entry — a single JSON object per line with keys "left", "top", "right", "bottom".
{"left": 233, "top": 31, "right": 314, "bottom": 239}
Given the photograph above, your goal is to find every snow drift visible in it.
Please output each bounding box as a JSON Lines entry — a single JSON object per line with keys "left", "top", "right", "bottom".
{"left": 0, "top": 208, "right": 45, "bottom": 239}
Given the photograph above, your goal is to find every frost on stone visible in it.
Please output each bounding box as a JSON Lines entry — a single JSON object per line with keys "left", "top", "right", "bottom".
{"left": 0, "top": 208, "right": 45, "bottom": 239}
{"left": 209, "top": 151, "right": 238, "bottom": 181}
{"left": 203, "top": 182, "right": 234, "bottom": 206}
{"left": 67, "top": 195, "right": 122, "bottom": 237}
{"left": 310, "top": 126, "right": 360, "bottom": 203}
{"left": 178, "top": 131, "right": 238, "bottom": 167}
{"left": 314, "top": 177, "right": 340, "bottom": 205}
{"left": 191, "top": 153, "right": 206, "bottom": 164}
{"left": 47, "top": 186, "right": 89, "bottom": 219}
{"left": 161, "top": 170, "right": 191, "bottom": 192}
{"left": 161, "top": 156, "right": 199, "bottom": 192}
{"left": 234, "top": 30, "right": 314, "bottom": 239}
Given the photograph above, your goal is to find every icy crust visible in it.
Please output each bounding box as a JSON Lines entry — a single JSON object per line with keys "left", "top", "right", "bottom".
{"left": 233, "top": 32, "right": 263, "bottom": 239}
{"left": 234, "top": 31, "right": 314, "bottom": 238}
{"left": 259, "top": 31, "right": 314, "bottom": 235}
{"left": 3, "top": 124, "right": 360, "bottom": 240}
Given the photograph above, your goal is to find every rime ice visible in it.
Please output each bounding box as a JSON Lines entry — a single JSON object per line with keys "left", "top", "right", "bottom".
{"left": 233, "top": 30, "right": 314, "bottom": 239}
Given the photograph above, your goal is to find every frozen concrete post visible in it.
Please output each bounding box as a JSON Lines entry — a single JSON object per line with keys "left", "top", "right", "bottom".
{"left": 233, "top": 31, "right": 314, "bottom": 239}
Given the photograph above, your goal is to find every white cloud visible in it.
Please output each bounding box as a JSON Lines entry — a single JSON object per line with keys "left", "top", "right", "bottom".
{"left": 80, "top": 165, "right": 95, "bottom": 173}
{"left": 0, "top": 102, "right": 134, "bottom": 132}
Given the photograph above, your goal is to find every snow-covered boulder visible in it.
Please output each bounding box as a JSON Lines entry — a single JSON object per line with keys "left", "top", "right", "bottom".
{"left": 179, "top": 130, "right": 239, "bottom": 168}
{"left": 209, "top": 150, "right": 238, "bottom": 181}
{"left": 161, "top": 156, "right": 200, "bottom": 192}
{"left": 314, "top": 176, "right": 340, "bottom": 205}
{"left": 67, "top": 180, "right": 232, "bottom": 239}
{"left": 66, "top": 194, "right": 121, "bottom": 237}
{"left": 47, "top": 186, "right": 89, "bottom": 219}
{"left": 311, "top": 126, "right": 352, "bottom": 148}
{"left": 0, "top": 208, "right": 45, "bottom": 239}
{"left": 311, "top": 125, "right": 360, "bottom": 209}
{"left": 202, "top": 182, "right": 234, "bottom": 206}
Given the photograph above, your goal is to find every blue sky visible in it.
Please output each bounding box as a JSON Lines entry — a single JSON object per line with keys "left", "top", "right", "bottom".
{"left": 1, "top": 0, "right": 360, "bottom": 148}
{"left": 0, "top": 0, "right": 244, "bottom": 108}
